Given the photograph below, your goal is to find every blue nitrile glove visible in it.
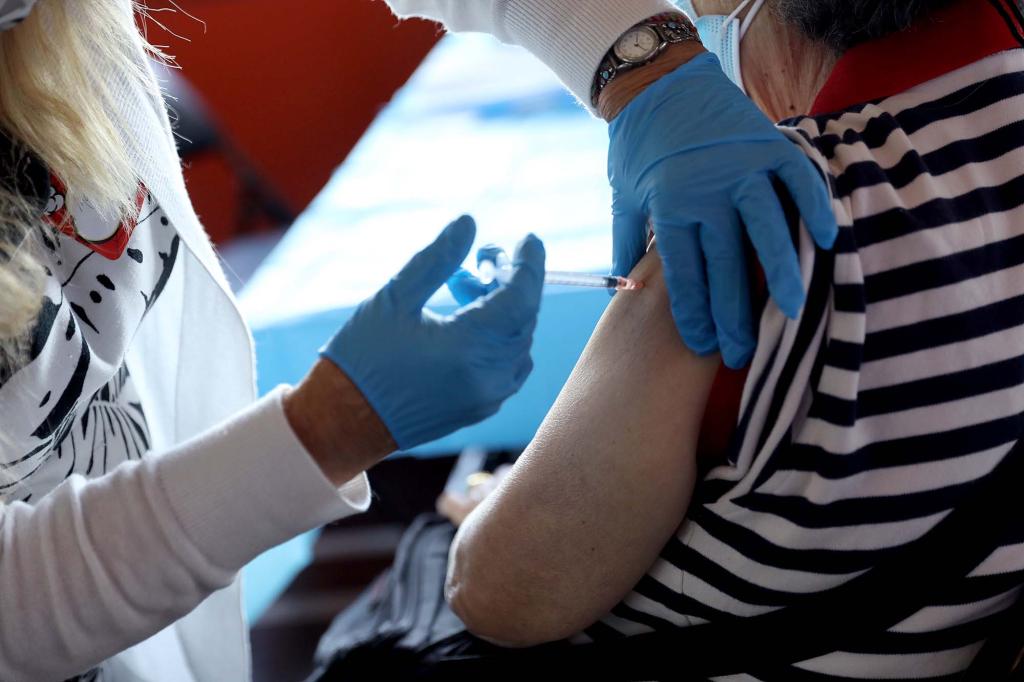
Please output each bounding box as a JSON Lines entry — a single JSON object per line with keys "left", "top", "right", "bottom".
{"left": 446, "top": 244, "right": 505, "bottom": 306}
{"left": 608, "top": 52, "right": 837, "bottom": 368}
{"left": 321, "top": 215, "right": 545, "bottom": 451}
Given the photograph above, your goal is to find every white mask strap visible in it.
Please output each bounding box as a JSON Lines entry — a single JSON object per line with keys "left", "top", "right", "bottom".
{"left": 724, "top": 0, "right": 755, "bottom": 26}
{"left": 739, "top": 0, "right": 767, "bottom": 39}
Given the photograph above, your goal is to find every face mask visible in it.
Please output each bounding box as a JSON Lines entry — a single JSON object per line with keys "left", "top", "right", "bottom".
{"left": 0, "top": 0, "right": 37, "bottom": 32}
{"left": 676, "top": 0, "right": 765, "bottom": 93}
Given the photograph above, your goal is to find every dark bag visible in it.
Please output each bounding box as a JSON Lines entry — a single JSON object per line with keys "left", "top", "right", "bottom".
{"left": 311, "top": 438, "right": 1024, "bottom": 680}
{"left": 307, "top": 514, "right": 507, "bottom": 680}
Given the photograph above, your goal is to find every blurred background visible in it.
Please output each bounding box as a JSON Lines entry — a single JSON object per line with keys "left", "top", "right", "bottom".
{"left": 148, "top": 2, "right": 617, "bottom": 678}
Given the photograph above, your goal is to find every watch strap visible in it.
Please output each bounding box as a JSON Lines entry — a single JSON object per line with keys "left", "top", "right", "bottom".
{"left": 591, "top": 12, "right": 699, "bottom": 108}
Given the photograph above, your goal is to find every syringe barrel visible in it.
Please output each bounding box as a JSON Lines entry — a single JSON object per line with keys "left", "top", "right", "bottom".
{"left": 478, "top": 257, "right": 641, "bottom": 291}
{"left": 544, "top": 271, "right": 642, "bottom": 290}
{"left": 543, "top": 271, "right": 618, "bottom": 288}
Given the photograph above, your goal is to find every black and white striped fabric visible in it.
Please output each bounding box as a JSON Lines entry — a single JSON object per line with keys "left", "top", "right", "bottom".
{"left": 591, "top": 49, "right": 1024, "bottom": 680}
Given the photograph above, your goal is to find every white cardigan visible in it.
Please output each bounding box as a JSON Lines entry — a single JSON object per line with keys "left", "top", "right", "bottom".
{"left": 0, "top": 2, "right": 369, "bottom": 680}
{"left": 384, "top": 0, "right": 677, "bottom": 114}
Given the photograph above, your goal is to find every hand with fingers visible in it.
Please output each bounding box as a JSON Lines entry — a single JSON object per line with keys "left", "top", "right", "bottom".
{"left": 608, "top": 52, "right": 837, "bottom": 368}
{"left": 320, "top": 215, "right": 546, "bottom": 451}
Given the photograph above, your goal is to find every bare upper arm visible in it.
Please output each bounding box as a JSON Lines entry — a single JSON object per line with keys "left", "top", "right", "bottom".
{"left": 446, "top": 248, "right": 721, "bottom": 646}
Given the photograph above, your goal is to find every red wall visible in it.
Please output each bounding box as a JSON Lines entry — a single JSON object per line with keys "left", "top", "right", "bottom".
{"left": 148, "top": 1, "right": 440, "bottom": 243}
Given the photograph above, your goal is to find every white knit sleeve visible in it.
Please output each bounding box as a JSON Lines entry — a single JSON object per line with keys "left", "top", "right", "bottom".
{"left": 0, "top": 386, "right": 370, "bottom": 681}
{"left": 383, "top": 0, "right": 678, "bottom": 112}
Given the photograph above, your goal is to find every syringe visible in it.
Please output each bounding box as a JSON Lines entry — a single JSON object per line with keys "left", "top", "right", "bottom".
{"left": 479, "top": 254, "right": 643, "bottom": 291}
{"left": 544, "top": 271, "right": 643, "bottom": 291}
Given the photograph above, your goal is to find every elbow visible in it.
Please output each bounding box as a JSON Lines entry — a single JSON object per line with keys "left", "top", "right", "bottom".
{"left": 446, "top": 573, "right": 564, "bottom": 648}
{"left": 446, "top": 577, "right": 544, "bottom": 648}
{"left": 445, "top": 535, "right": 577, "bottom": 648}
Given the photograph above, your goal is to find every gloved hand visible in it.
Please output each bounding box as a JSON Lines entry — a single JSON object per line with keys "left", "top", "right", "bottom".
{"left": 322, "top": 216, "right": 545, "bottom": 450}
{"left": 608, "top": 52, "right": 837, "bottom": 368}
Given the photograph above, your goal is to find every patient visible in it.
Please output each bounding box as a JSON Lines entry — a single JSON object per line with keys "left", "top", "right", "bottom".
{"left": 437, "top": 0, "right": 833, "bottom": 531}
{"left": 437, "top": 0, "right": 1024, "bottom": 678}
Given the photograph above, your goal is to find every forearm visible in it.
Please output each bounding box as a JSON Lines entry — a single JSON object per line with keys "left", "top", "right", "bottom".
{"left": 0, "top": 388, "right": 370, "bottom": 680}
{"left": 446, "top": 253, "right": 720, "bottom": 646}
{"left": 284, "top": 359, "right": 396, "bottom": 485}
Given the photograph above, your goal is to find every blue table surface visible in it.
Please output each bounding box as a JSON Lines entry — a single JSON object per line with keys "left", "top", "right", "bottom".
{"left": 238, "top": 34, "right": 617, "bottom": 621}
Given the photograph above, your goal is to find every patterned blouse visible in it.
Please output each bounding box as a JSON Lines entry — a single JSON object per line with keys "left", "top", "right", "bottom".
{"left": 0, "top": 149, "right": 180, "bottom": 504}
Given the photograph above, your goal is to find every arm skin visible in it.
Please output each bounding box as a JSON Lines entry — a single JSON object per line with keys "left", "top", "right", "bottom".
{"left": 284, "top": 358, "right": 396, "bottom": 486}
{"left": 598, "top": 42, "right": 706, "bottom": 120}
{"left": 445, "top": 248, "right": 720, "bottom": 646}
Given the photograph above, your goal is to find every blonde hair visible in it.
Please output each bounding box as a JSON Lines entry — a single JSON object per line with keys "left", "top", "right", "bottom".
{"left": 0, "top": 0, "right": 161, "bottom": 376}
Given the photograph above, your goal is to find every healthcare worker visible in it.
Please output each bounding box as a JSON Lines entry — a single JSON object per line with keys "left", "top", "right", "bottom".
{"left": 0, "top": 1, "right": 544, "bottom": 680}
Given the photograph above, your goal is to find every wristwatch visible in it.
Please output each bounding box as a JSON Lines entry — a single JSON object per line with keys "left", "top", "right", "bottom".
{"left": 591, "top": 12, "right": 700, "bottom": 108}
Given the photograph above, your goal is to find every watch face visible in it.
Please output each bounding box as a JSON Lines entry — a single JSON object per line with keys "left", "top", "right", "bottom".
{"left": 614, "top": 26, "right": 660, "bottom": 63}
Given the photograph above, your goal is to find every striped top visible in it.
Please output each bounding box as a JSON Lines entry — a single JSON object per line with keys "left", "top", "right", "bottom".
{"left": 593, "top": 46, "right": 1024, "bottom": 681}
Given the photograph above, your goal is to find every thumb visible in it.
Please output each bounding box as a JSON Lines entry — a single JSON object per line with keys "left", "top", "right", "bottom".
{"left": 387, "top": 215, "right": 476, "bottom": 313}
